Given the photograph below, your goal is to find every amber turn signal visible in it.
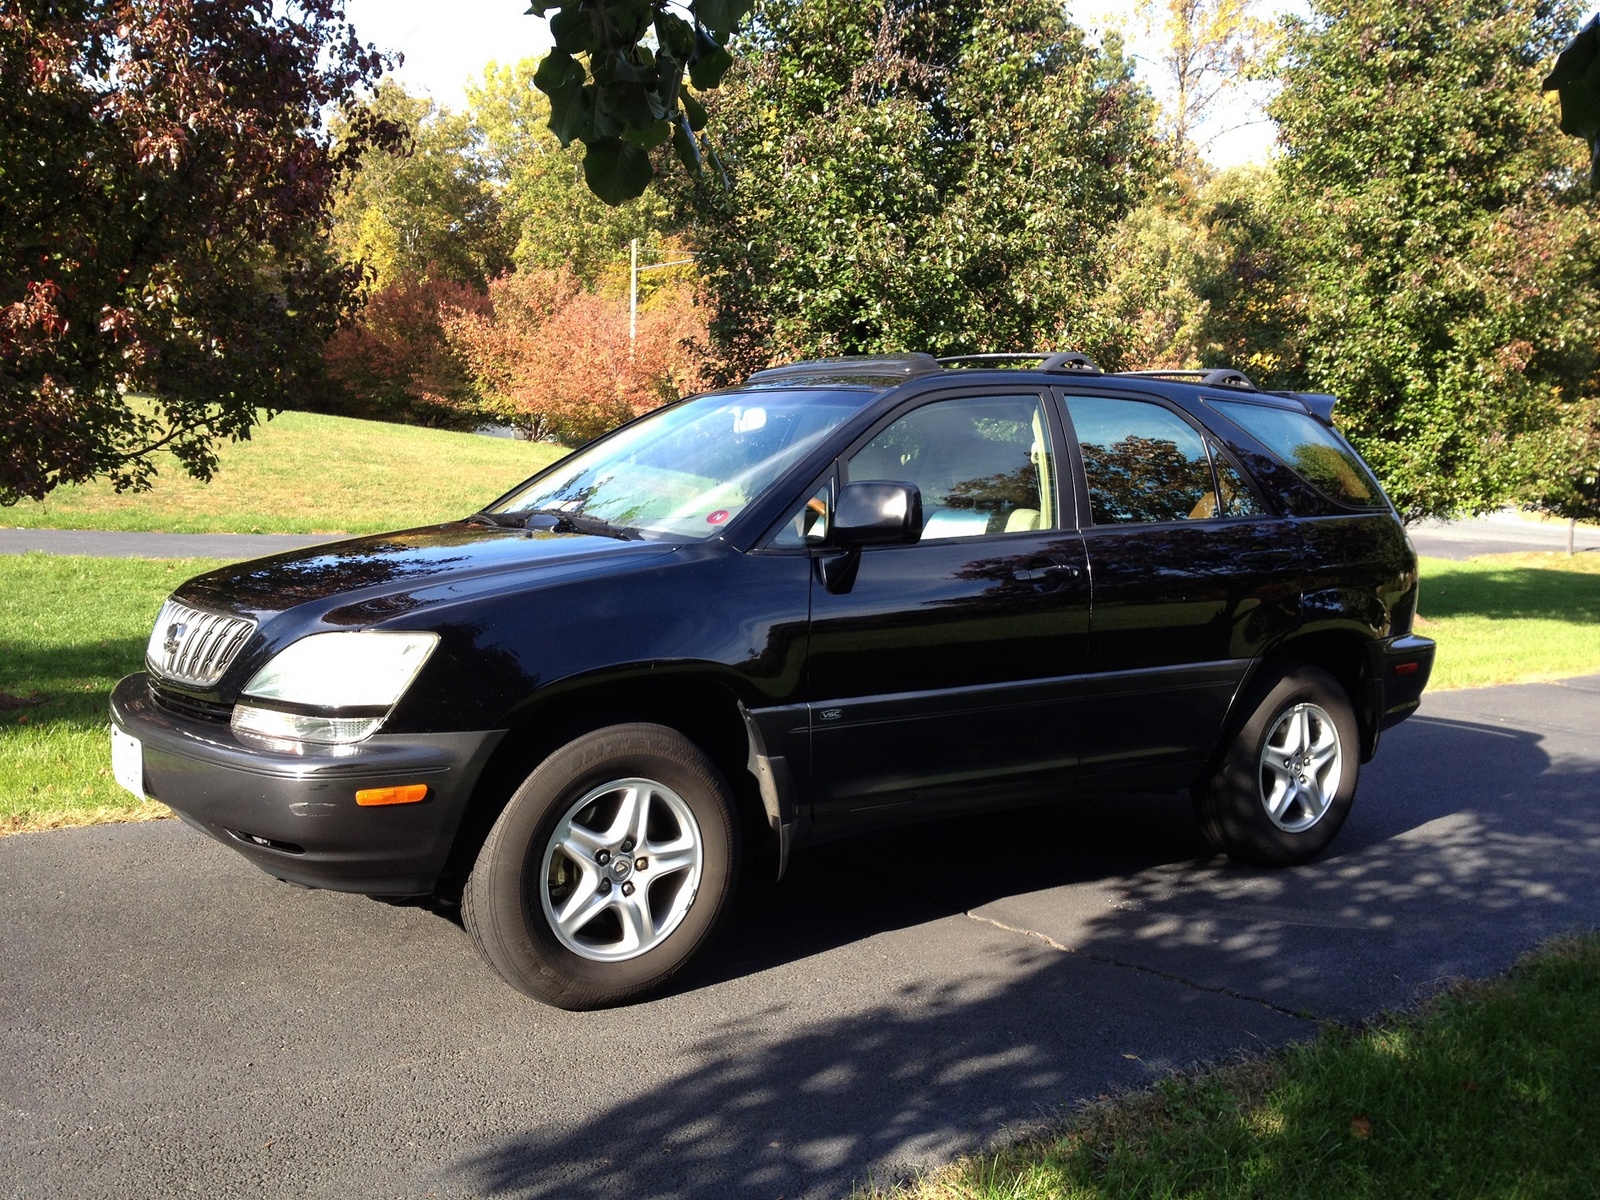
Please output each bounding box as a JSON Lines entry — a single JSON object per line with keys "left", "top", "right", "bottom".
{"left": 355, "top": 783, "right": 429, "bottom": 807}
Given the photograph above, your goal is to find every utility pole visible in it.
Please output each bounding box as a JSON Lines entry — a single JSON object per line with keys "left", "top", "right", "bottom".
{"left": 628, "top": 239, "right": 697, "bottom": 350}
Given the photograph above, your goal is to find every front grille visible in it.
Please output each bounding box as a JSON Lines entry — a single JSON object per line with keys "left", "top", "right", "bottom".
{"left": 149, "top": 681, "right": 234, "bottom": 724}
{"left": 145, "top": 599, "right": 256, "bottom": 688}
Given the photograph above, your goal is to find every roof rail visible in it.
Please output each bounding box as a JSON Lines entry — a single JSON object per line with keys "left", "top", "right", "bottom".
{"left": 1119, "top": 367, "right": 1259, "bottom": 391}
{"left": 936, "top": 351, "right": 1103, "bottom": 374}
{"left": 746, "top": 353, "right": 941, "bottom": 383}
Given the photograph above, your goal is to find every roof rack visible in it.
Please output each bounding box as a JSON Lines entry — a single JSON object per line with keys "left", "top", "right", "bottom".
{"left": 746, "top": 353, "right": 941, "bottom": 383}
{"left": 1119, "top": 367, "right": 1259, "bottom": 391}
{"left": 937, "top": 351, "right": 1102, "bottom": 374}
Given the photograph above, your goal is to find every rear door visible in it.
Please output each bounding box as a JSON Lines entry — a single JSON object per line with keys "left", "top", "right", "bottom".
{"left": 1060, "top": 392, "right": 1305, "bottom": 785}
{"left": 804, "top": 389, "right": 1090, "bottom": 824}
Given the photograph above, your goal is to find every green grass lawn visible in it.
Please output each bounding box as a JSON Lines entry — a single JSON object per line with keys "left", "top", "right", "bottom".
{"left": 1419, "top": 552, "right": 1600, "bottom": 689}
{"left": 0, "top": 554, "right": 229, "bottom": 833}
{"left": 2, "top": 550, "right": 1597, "bottom": 835}
{"left": 1, "top": 410, "right": 567, "bottom": 535}
{"left": 881, "top": 933, "right": 1600, "bottom": 1200}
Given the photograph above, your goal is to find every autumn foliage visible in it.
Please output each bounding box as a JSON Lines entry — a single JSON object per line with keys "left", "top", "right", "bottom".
{"left": 440, "top": 269, "right": 705, "bottom": 445}
{"left": 0, "top": 0, "right": 394, "bottom": 504}
{"left": 321, "top": 276, "right": 487, "bottom": 429}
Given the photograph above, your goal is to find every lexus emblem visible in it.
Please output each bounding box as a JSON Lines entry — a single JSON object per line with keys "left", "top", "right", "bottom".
{"left": 163, "top": 622, "right": 187, "bottom": 657}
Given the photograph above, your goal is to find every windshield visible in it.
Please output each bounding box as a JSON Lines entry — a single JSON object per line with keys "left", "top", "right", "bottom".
{"left": 489, "top": 390, "right": 866, "bottom": 539}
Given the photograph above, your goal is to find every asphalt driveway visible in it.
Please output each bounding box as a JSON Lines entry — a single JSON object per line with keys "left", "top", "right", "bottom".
{"left": 3, "top": 677, "right": 1599, "bottom": 1199}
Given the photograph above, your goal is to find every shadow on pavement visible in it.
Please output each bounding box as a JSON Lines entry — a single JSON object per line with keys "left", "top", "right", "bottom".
{"left": 446, "top": 712, "right": 1600, "bottom": 1198}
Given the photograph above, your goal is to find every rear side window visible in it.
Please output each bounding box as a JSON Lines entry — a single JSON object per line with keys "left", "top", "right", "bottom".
{"left": 1210, "top": 400, "right": 1385, "bottom": 509}
{"left": 1064, "top": 396, "right": 1216, "bottom": 524}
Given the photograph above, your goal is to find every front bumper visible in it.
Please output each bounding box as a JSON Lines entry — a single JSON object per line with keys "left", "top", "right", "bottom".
{"left": 111, "top": 674, "right": 504, "bottom": 895}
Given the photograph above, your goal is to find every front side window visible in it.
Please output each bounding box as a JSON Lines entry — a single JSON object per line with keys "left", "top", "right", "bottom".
{"left": 845, "top": 394, "right": 1056, "bottom": 540}
{"left": 1065, "top": 396, "right": 1217, "bottom": 524}
{"left": 1209, "top": 399, "right": 1385, "bottom": 509}
{"left": 490, "top": 391, "right": 863, "bottom": 539}
{"left": 770, "top": 483, "right": 832, "bottom": 548}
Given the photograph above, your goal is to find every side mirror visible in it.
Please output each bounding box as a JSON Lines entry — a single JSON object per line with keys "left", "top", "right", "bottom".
{"left": 833, "top": 481, "right": 923, "bottom": 547}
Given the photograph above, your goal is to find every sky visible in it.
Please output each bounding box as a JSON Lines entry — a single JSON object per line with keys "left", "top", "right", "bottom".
{"left": 338, "top": 1, "right": 1286, "bottom": 170}
{"left": 341, "top": 0, "right": 552, "bottom": 100}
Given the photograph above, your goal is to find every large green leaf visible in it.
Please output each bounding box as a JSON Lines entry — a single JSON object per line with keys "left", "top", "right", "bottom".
{"left": 582, "top": 137, "right": 653, "bottom": 205}
{"left": 695, "top": 0, "right": 754, "bottom": 38}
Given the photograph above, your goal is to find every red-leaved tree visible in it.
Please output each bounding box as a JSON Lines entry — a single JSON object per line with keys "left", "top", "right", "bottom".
{"left": 441, "top": 269, "right": 705, "bottom": 445}
{"left": 321, "top": 275, "right": 489, "bottom": 429}
{"left": 0, "top": 1, "right": 397, "bottom": 504}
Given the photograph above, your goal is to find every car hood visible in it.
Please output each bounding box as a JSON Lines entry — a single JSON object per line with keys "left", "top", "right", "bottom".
{"left": 176, "top": 523, "right": 679, "bottom": 622}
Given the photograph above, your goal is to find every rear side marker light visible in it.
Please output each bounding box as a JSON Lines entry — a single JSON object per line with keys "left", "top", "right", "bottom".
{"left": 1393, "top": 662, "right": 1420, "bottom": 676}
{"left": 356, "top": 784, "right": 429, "bottom": 807}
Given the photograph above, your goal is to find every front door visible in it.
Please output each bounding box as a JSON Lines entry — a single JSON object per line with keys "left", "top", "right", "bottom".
{"left": 805, "top": 390, "right": 1090, "bottom": 824}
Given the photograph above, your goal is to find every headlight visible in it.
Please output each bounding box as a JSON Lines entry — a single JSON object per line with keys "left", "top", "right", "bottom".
{"left": 231, "top": 631, "right": 439, "bottom": 747}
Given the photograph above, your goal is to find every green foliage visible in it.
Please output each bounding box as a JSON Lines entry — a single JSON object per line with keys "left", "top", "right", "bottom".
{"left": 1267, "top": 0, "right": 1600, "bottom": 521}
{"left": 1528, "top": 400, "right": 1600, "bottom": 526}
{"left": 1542, "top": 15, "right": 1600, "bottom": 187}
{"left": 528, "top": 0, "right": 756, "bottom": 204}
{"left": 468, "top": 60, "right": 673, "bottom": 284}
{"left": 330, "top": 82, "right": 513, "bottom": 290}
{"left": 0, "top": 1, "right": 394, "bottom": 506}
{"left": 672, "top": 0, "right": 1163, "bottom": 380}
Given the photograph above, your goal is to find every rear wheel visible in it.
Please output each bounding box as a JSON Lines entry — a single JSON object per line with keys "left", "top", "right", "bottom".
{"left": 1193, "top": 666, "right": 1358, "bottom": 866}
{"left": 463, "top": 723, "right": 739, "bottom": 1009}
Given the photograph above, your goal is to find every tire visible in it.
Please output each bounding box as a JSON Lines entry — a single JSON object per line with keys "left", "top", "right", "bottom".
{"left": 1192, "top": 666, "right": 1359, "bottom": 867}
{"left": 462, "top": 723, "right": 739, "bottom": 1009}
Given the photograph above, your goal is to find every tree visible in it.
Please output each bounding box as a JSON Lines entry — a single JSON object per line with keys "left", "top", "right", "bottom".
{"left": 1529, "top": 400, "right": 1600, "bottom": 551}
{"left": 440, "top": 268, "right": 705, "bottom": 444}
{"left": 320, "top": 276, "right": 488, "bottom": 429}
{"left": 1141, "top": 0, "right": 1275, "bottom": 165}
{"left": 1086, "top": 166, "right": 1298, "bottom": 375}
{"left": 330, "top": 82, "right": 512, "bottom": 291}
{"left": 671, "top": 0, "right": 1162, "bottom": 381}
{"left": 526, "top": 0, "right": 757, "bottom": 204}
{"left": 1, "top": 0, "right": 394, "bottom": 505}
{"left": 468, "top": 60, "right": 672, "bottom": 285}
{"left": 1268, "top": 0, "right": 1600, "bottom": 521}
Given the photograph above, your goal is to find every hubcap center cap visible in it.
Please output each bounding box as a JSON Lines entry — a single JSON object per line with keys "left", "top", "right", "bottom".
{"left": 609, "top": 855, "right": 635, "bottom": 882}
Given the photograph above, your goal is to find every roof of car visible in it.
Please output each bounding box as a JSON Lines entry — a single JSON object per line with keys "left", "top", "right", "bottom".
{"left": 740, "top": 353, "right": 1338, "bottom": 423}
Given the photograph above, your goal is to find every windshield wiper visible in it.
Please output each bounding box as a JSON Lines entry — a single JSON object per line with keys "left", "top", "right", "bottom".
{"left": 464, "top": 511, "right": 523, "bottom": 529}
{"left": 514, "top": 508, "right": 645, "bottom": 541}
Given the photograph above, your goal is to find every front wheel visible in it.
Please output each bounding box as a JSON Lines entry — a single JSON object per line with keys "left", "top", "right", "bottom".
{"left": 1192, "top": 666, "right": 1359, "bottom": 867}
{"left": 463, "top": 724, "right": 739, "bottom": 1009}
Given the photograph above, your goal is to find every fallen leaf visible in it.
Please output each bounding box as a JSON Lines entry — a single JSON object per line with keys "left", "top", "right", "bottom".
{"left": 1350, "top": 1114, "right": 1372, "bottom": 1140}
{"left": 1462, "top": 1080, "right": 1479, "bottom": 1093}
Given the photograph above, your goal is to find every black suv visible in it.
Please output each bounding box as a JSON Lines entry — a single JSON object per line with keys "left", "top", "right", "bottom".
{"left": 110, "top": 353, "right": 1435, "bottom": 1008}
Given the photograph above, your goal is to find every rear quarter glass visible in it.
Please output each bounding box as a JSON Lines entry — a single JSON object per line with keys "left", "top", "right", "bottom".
{"left": 1207, "top": 399, "right": 1387, "bottom": 510}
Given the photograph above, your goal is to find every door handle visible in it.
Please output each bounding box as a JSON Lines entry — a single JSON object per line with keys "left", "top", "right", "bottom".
{"left": 1013, "top": 562, "right": 1081, "bottom": 583}
{"left": 1239, "top": 546, "right": 1294, "bottom": 567}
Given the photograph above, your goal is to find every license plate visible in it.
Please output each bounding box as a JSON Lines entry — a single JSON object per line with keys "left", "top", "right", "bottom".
{"left": 110, "top": 726, "right": 145, "bottom": 799}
